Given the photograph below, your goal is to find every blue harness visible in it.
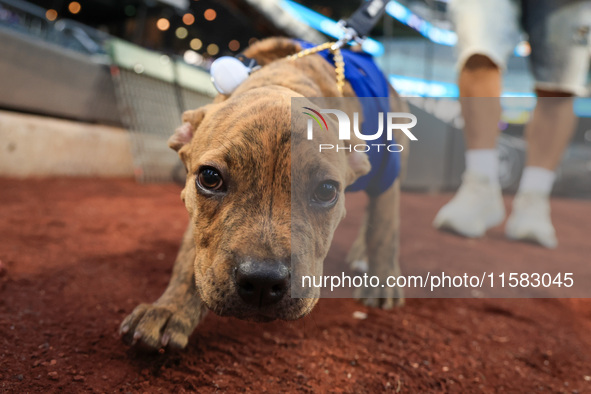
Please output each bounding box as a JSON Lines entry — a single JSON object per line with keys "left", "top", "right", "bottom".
{"left": 297, "top": 41, "right": 400, "bottom": 196}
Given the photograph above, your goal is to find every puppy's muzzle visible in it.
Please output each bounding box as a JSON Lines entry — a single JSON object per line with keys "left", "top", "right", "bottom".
{"left": 235, "top": 259, "right": 290, "bottom": 307}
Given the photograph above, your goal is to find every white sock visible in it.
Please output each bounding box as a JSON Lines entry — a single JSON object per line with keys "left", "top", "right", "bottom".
{"left": 465, "top": 149, "right": 499, "bottom": 184}
{"left": 517, "top": 166, "right": 555, "bottom": 196}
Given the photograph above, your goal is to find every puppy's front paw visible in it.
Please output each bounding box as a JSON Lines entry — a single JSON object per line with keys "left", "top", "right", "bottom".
{"left": 354, "top": 285, "right": 405, "bottom": 310}
{"left": 119, "top": 303, "right": 197, "bottom": 351}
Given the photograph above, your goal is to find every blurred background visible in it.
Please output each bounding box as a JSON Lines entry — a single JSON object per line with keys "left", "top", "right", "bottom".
{"left": 0, "top": 0, "right": 590, "bottom": 197}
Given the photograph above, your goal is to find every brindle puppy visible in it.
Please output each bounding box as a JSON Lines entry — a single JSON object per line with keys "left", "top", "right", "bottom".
{"left": 120, "top": 38, "right": 410, "bottom": 350}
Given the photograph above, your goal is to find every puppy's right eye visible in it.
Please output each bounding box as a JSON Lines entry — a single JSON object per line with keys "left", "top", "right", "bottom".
{"left": 197, "top": 166, "right": 225, "bottom": 192}
{"left": 312, "top": 181, "right": 339, "bottom": 207}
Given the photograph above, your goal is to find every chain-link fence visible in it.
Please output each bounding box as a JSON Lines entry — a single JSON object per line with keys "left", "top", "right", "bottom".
{"left": 109, "top": 39, "right": 216, "bottom": 182}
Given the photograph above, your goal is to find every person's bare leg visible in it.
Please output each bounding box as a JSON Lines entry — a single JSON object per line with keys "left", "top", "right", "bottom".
{"left": 506, "top": 89, "right": 577, "bottom": 249}
{"left": 458, "top": 54, "right": 503, "bottom": 150}
{"left": 433, "top": 54, "right": 506, "bottom": 237}
{"left": 525, "top": 89, "right": 576, "bottom": 171}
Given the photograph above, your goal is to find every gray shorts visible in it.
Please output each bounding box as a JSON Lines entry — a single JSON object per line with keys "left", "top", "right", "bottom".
{"left": 449, "top": 0, "right": 591, "bottom": 95}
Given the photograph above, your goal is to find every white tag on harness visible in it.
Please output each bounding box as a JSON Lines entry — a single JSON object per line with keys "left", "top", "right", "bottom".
{"left": 210, "top": 56, "right": 251, "bottom": 95}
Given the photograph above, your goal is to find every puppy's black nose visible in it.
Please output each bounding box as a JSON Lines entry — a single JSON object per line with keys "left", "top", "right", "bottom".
{"left": 235, "top": 260, "right": 289, "bottom": 307}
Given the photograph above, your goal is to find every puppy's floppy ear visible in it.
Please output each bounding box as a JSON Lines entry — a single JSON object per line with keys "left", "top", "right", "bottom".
{"left": 168, "top": 105, "right": 211, "bottom": 152}
{"left": 168, "top": 122, "right": 194, "bottom": 152}
{"left": 346, "top": 151, "right": 371, "bottom": 185}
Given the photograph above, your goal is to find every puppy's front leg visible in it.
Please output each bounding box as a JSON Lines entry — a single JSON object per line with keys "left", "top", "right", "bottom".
{"left": 120, "top": 225, "right": 207, "bottom": 350}
{"left": 354, "top": 179, "right": 405, "bottom": 309}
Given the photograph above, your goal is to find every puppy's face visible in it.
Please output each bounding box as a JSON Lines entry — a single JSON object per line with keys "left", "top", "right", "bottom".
{"left": 170, "top": 88, "right": 369, "bottom": 321}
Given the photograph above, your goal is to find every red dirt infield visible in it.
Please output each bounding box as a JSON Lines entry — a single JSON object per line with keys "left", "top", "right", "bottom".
{"left": 1, "top": 178, "right": 590, "bottom": 392}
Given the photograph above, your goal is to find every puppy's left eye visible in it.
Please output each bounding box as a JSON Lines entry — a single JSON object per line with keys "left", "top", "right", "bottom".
{"left": 312, "top": 181, "right": 339, "bottom": 206}
{"left": 197, "top": 166, "right": 225, "bottom": 193}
